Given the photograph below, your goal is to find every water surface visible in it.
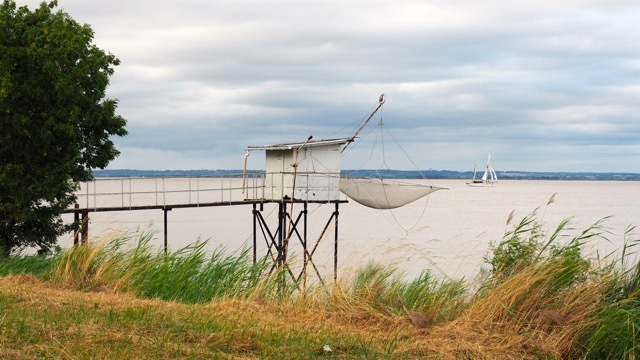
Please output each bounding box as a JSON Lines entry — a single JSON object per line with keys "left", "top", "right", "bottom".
{"left": 61, "top": 179, "right": 640, "bottom": 280}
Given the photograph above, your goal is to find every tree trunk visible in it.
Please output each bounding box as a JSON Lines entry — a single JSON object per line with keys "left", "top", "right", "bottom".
{"left": 0, "top": 237, "right": 11, "bottom": 257}
{"left": 0, "top": 221, "right": 14, "bottom": 257}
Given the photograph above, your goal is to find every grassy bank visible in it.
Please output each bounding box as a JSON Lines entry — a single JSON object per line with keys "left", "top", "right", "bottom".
{"left": 1, "top": 210, "right": 639, "bottom": 359}
{"left": 0, "top": 275, "right": 409, "bottom": 358}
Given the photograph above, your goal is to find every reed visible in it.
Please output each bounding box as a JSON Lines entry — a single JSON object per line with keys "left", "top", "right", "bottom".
{"left": 465, "top": 210, "right": 639, "bottom": 359}
{"left": 581, "top": 225, "right": 640, "bottom": 359}
{"left": 327, "top": 261, "right": 467, "bottom": 325}
{"left": 50, "top": 234, "right": 115, "bottom": 289}
{"left": 137, "top": 243, "right": 281, "bottom": 303}
{"left": 44, "top": 232, "right": 279, "bottom": 302}
{"left": 0, "top": 252, "right": 56, "bottom": 278}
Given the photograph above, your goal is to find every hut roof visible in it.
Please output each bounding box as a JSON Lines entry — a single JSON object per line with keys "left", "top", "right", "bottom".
{"left": 246, "top": 137, "right": 351, "bottom": 151}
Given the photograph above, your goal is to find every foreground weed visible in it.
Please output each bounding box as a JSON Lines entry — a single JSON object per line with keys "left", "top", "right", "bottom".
{"left": 0, "top": 252, "right": 56, "bottom": 277}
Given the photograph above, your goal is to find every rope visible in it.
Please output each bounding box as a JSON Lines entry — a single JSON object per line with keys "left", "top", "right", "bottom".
{"left": 376, "top": 110, "right": 388, "bottom": 169}
{"left": 357, "top": 112, "right": 433, "bottom": 233}
{"left": 376, "top": 120, "right": 436, "bottom": 233}
{"left": 382, "top": 125, "right": 435, "bottom": 186}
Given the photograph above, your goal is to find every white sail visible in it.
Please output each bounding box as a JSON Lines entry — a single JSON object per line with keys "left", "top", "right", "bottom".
{"left": 488, "top": 164, "right": 497, "bottom": 182}
{"left": 340, "top": 178, "right": 444, "bottom": 209}
{"left": 481, "top": 167, "right": 488, "bottom": 181}
{"left": 468, "top": 153, "right": 497, "bottom": 187}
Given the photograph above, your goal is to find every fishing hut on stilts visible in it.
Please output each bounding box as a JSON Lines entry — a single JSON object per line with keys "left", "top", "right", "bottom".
{"left": 242, "top": 94, "right": 391, "bottom": 286}
{"left": 243, "top": 94, "right": 444, "bottom": 285}
{"left": 67, "top": 94, "right": 445, "bottom": 287}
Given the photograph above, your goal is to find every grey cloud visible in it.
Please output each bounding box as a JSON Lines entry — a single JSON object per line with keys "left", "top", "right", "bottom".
{"left": 16, "top": 0, "right": 640, "bottom": 172}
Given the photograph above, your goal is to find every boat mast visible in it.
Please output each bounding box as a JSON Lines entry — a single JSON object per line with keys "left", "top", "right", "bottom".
{"left": 482, "top": 153, "right": 492, "bottom": 182}
{"left": 340, "top": 94, "right": 386, "bottom": 155}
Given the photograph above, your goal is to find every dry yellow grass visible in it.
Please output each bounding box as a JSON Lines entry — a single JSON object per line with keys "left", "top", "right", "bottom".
{"left": 0, "top": 266, "right": 605, "bottom": 359}
{"left": 0, "top": 275, "right": 410, "bottom": 358}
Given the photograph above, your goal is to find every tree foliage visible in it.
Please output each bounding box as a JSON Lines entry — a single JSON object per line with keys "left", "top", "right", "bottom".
{"left": 0, "top": 0, "right": 127, "bottom": 256}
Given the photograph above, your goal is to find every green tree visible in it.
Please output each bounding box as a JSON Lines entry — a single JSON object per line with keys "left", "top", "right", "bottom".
{"left": 0, "top": 0, "right": 127, "bottom": 256}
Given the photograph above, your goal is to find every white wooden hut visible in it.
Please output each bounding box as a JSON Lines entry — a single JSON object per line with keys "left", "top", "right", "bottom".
{"left": 246, "top": 137, "right": 351, "bottom": 202}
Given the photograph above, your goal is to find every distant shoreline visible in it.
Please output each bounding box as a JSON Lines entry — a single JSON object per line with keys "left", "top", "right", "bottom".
{"left": 93, "top": 169, "right": 640, "bottom": 181}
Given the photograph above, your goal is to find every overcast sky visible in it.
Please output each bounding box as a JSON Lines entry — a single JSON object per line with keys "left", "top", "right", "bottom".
{"left": 21, "top": 0, "right": 640, "bottom": 172}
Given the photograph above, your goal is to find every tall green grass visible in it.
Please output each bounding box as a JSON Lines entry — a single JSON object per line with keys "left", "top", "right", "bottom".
{"left": 0, "top": 252, "right": 56, "bottom": 278}
{"left": 334, "top": 262, "right": 467, "bottom": 323}
{"left": 581, "top": 225, "right": 640, "bottom": 359}
{"left": 47, "top": 232, "right": 279, "bottom": 303}
{"left": 478, "top": 204, "right": 640, "bottom": 359}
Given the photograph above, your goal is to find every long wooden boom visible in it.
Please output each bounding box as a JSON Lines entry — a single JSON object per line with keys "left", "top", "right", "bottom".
{"left": 340, "top": 94, "right": 386, "bottom": 155}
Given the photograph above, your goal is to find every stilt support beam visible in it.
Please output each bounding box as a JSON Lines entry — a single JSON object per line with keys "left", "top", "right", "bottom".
{"left": 163, "top": 208, "right": 172, "bottom": 254}
{"left": 252, "top": 201, "right": 341, "bottom": 286}
{"left": 72, "top": 204, "right": 88, "bottom": 245}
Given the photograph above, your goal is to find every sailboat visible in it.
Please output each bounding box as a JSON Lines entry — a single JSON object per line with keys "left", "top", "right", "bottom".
{"left": 467, "top": 153, "right": 498, "bottom": 187}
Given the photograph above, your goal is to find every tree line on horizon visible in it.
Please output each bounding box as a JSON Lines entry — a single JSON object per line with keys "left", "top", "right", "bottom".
{"left": 92, "top": 169, "right": 640, "bottom": 181}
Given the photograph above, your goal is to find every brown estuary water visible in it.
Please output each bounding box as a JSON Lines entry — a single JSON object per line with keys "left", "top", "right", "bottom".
{"left": 60, "top": 179, "right": 640, "bottom": 281}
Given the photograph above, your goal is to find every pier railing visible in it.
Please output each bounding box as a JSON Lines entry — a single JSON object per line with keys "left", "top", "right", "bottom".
{"left": 73, "top": 172, "right": 344, "bottom": 210}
